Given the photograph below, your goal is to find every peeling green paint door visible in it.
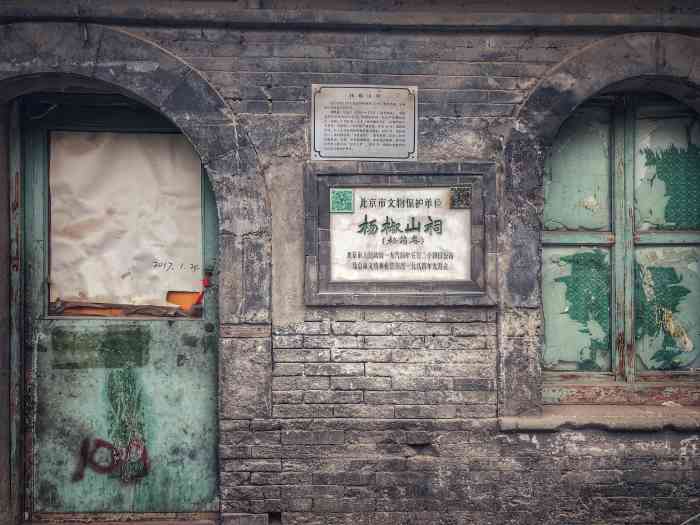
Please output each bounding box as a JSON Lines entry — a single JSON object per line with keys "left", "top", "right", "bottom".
{"left": 19, "top": 96, "right": 219, "bottom": 513}
{"left": 544, "top": 93, "right": 700, "bottom": 388}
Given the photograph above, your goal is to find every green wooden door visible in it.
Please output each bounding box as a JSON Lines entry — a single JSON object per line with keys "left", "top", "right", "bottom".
{"left": 543, "top": 94, "right": 700, "bottom": 393}
{"left": 17, "top": 95, "right": 219, "bottom": 513}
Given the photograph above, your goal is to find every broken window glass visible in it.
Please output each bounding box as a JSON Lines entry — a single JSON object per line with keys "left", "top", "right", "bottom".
{"left": 543, "top": 93, "right": 700, "bottom": 379}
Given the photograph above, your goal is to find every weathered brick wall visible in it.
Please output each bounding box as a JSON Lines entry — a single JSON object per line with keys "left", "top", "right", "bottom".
{"left": 0, "top": 14, "right": 694, "bottom": 524}
{"left": 270, "top": 311, "right": 497, "bottom": 420}
{"left": 218, "top": 419, "right": 699, "bottom": 523}
{"left": 134, "top": 28, "right": 593, "bottom": 143}
{"left": 115, "top": 25, "right": 700, "bottom": 525}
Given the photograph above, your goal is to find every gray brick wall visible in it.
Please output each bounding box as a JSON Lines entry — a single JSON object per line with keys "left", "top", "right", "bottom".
{"left": 116, "top": 24, "right": 700, "bottom": 525}
{"left": 0, "top": 18, "right": 690, "bottom": 525}
{"left": 218, "top": 417, "right": 700, "bottom": 522}
{"left": 270, "top": 313, "right": 497, "bottom": 420}
{"left": 112, "top": 24, "right": 700, "bottom": 524}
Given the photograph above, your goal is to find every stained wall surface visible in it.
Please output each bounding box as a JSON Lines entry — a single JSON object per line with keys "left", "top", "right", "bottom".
{"left": 2, "top": 2, "right": 700, "bottom": 525}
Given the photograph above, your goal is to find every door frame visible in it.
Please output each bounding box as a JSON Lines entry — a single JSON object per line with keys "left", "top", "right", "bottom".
{"left": 13, "top": 93, "right": 223, "bottom": 520}
{"left": 0, "top": 22, "right": 270, "bottom": 524}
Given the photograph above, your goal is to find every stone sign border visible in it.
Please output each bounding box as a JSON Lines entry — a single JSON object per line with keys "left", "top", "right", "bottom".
{"left": 304, "top": 162, "right": 497, "bottom": 306}
{"left": 311, "top": 84, "right": 418, "bottom": 161}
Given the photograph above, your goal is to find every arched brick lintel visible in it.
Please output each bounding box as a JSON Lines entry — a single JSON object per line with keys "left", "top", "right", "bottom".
{"left": 0, "top": 21, "right": 271, "bottom": 426}
{"left": 500, "top": 32, "right": 700, "bottom": 416}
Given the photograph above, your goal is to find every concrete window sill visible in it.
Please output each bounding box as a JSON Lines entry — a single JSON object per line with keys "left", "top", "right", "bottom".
{"left": 499, "top": 404, "right": 700, "bottom": 432}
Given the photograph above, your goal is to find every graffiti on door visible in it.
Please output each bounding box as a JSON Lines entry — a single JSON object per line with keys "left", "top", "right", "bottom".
{"left": 73, "top": 436, "right": 150, "bottom": 484}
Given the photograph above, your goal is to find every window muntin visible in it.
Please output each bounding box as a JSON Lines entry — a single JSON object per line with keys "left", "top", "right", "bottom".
{"left": 543, "top": 94, "right": 700, "bottom": 383}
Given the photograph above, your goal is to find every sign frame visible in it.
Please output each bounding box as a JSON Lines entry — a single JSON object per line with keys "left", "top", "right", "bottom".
{"left": 304, "top": 162, "right": 497, "bottom": 306}
{"left": 311, "top": 84, "right": 418, "bottom": 161}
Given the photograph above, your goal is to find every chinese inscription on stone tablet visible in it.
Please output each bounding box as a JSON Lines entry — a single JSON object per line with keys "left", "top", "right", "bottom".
{"left": 312, "top": 85, "right": 418, "bottom": 161}
{"left": 329, "top": 187, "right": 471, "bottom": 282}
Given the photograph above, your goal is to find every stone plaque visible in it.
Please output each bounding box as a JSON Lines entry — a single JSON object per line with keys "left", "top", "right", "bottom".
{"left": 304, "top": 166, "right": 497, "bottom": 306}
{"left": 311, "top": 84, "right": 418, "bottom": 161}
{"left": 329, "top": 187, "right": 471, "bottom": 282}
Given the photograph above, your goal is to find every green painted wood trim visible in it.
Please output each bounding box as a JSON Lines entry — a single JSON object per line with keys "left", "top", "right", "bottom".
{"left": 636, "top": 371, "right": 700, "bottom": 381}
{"left": 635, "top": 231, "right": 700, "bottom": 245}
{"left": 22, "top": 119, "right": 47, "bottom": 514}
{"left": 611, "top": 101, "right": 626, "bottom": 381}
{"left": 541, "top": 231, "right": 614, "bottom": 245}
{"left": 500, "top": 405, "right": 700, "bottom": 432}
{"left": 202, "top": 173, "right": 219, "bottom": 324}
{"left": 543, "top": 371, "right": 615, "bottom": 384}
{"left": 622, "top": 97, "right": 637, "bottom": 384}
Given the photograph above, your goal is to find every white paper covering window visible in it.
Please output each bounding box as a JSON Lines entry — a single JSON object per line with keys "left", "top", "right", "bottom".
{"left": 49, "top": 131, "right": 203, "bottom": 308}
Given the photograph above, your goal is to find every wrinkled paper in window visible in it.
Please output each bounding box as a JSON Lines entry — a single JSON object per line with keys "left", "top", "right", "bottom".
{"left": 49, "top": 131, "right": 203, "bottom": 308}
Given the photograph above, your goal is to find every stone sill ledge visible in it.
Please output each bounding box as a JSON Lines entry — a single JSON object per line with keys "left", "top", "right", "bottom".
{"left": 499, "top": 405, "right": 700, "bottom": 432}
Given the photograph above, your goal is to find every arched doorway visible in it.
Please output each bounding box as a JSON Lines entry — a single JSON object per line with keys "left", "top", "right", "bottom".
{"left": 0, "top": 22, "right": 270, "bottom": 524}
{"left": 18, "top": 91, "right": 220, "bottom": 513}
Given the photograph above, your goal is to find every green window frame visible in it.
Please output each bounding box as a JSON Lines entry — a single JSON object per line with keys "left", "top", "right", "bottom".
{"left": 543, "top": 93, "right": 700, "bottom": 405}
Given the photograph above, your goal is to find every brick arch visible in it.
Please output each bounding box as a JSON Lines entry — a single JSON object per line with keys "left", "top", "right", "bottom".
{"left": 0, "top": 19, "right": 273, "bottom": 369}
{"left": 0, "top": 20, "right": 271, "bottom": 316}
{"left": 0, "top": 22, "right": 264, "bottom": 232}
{"left": 517, "top": 33, "right": 700, "bottom": 142}
{"left": 1, "top": 21, "right": 272, "bottom": 521}
{"left": 499, "top": 33, "right": 700, "bottom": 416}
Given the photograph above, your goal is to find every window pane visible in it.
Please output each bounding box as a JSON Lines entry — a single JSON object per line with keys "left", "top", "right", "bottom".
{"left": 635, "top": 247, "right": 700, "bottom": 371}
{"left": 543, "top": 247, "right": 612, "bottom": 371}
{"left": 544, "top": 105, "right": 611, "bottom": 231}
{"left": 635, "top": 102, "right": 700, "bottom": 231}
{"left": 49, "top": 132, "right": 203, "bottom": 313}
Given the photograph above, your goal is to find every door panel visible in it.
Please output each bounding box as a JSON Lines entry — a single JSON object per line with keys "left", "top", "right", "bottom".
{"left": 20, "top": 95, "right": 219, "bottom": 513}
{"left": 34, "top": 320, "right": 218, "bottom": 512}
{"left": 634, "top": 102, "right": 700, "bottom": 231}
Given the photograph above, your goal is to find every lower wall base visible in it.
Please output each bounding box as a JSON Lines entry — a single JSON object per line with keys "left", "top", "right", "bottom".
{"left": 219, "top": 418, "right": 700, "bottom": 525}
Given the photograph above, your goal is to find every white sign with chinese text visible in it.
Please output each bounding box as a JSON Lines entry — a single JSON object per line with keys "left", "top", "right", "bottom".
{"left": 329, "top": 187, "right": 471, "bottom": 282}
{"left": 312, "top": 84, "right": 418, "bottom": 161}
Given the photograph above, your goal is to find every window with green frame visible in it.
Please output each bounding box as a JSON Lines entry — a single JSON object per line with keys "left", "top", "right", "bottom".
{"left": 542, "top": 93, "right": 700, "bottom": 404}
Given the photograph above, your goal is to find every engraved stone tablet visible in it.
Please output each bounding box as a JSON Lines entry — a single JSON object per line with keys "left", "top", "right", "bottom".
{"left": 304, "top": 168, "right": 495, "bottom": 306}
{"left": 312, "top": 84, "right": 418, "bottom": 161}
{"left": 329, "top": 187, "right": 471, "bottom": 282}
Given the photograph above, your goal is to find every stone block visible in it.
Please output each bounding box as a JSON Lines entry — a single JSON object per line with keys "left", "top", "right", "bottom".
{"left": 221, "top": 338, "right": 272, "bottom": 419}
